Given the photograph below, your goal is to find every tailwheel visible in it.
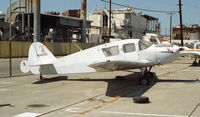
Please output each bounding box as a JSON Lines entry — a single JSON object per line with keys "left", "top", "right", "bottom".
{"left": 40, "top": 74, "right": 43, "bottom": 80}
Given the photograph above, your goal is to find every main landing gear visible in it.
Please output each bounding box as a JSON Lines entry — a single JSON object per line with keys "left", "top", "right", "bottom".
{"left": 139, "top": 67, "right": 154, "bottom": 85}
{"left": 40, "top": 74, "right": 43, "bottom": 80}
{"left": 192, "top": 57, "right": 200, "bottom": 66}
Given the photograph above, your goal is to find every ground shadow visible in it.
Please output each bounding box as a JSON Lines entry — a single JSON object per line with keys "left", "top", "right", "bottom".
{"left": 32, "top": 71, "right": 199, "bottom": 98}
{"left": 190, "top": 64, "right": 200, "bottom": 67}
{"left": 33, "top": 76, "right": 68, "bottom": 84}
{"left": 43, "top": 72, "right": 157, "bottom": 98}
{"left": 157, "top": 79, "right": 199, "bottom": 83}
{"left": 104, "top": 72, "right": 157, "bottom": 98}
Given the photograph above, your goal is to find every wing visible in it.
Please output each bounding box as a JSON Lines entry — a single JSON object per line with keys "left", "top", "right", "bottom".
{"left": 180, "top": 50, "right": 200, "bottom": 57}
{"left": 89, "top": 61, "right": 139, "bottom": 72}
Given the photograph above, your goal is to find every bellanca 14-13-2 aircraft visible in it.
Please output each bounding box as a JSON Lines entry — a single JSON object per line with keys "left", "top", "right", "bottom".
{"left": 20, "top": 39, "right": 180, "bottom": 85}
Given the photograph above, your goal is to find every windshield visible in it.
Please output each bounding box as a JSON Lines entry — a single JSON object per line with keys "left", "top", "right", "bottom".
{"left": 157, "top": 36, "right": 163, "bottom": 42}
{"left": 139, "top": 39, "right": 153, "bottom": 50}
{"left": 156, "top": 36, "right": 173, "bottom": 47}
{"left": 150, "top": 36, "right": 159, "bottom": 44}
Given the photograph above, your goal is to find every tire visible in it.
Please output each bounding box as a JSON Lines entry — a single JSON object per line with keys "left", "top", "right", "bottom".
{"left": 139, "top": 78, "right": 150, "bottom": 85}
{"left": 133, "top": 96, "right": 150, "bottom": 103}
{"left": 193, "top": 61, "right": 198, "bottom": 66}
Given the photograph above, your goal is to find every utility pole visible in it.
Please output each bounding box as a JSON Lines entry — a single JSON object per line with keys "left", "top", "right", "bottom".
{"left": 168, "top": 12, "right": 175, "bottom": 43}
{"left": 178, "top": 0, "right": 184, "bottom": 46}
{"left": 81, "top": 0, "right": 87, "bottom": 43}
{"left": 33, "top": 0, "right": 41, "bottom": 42}
{"left": 9, "top": 0, "right": 12, "bottom": 76}
{"left": 109, "top": 0, "right": 111, "bottom": 42}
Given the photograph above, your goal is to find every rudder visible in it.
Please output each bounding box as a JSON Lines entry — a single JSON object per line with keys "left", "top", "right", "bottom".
{"left": 20, "top": 42, "right": 56, "bottom": 74}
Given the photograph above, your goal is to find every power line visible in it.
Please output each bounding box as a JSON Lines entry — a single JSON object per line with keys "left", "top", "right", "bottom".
{"left": 100, "top": 0, "right": 177, "bottom": 13}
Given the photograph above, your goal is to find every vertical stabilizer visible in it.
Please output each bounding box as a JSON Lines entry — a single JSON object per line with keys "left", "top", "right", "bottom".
{"left": 28, "top": 42, "right": 56, "bottom": 65}
{"left": 20, "top": 42, "right": 56, "bottom": 74}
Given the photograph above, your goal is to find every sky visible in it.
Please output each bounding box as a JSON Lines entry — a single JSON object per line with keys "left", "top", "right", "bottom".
{"left": 0, "top": 0, "right": 200, "bottom": 35}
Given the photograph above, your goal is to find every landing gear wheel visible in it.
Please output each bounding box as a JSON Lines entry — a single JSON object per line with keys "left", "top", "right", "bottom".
{"left": 193, "top": 61, "right": 198, "bottom": 66}
{"left": 139, "top": 72, "right": 153, "bottom": 85}
{"left": 198, "top": 60, "right": 200, "bottom": 64}
{"left": 139, "top": 77, "right": 150, "bottom": 85}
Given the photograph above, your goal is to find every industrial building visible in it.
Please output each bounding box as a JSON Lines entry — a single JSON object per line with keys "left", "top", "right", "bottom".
{"left": 0, "top": 0, "right": 161, "bottom": 43}
{"left": 87, "top": 7, "right": 160, "bottom": 43}
{"left": 0, "top": 0, "right": 90, "bottom": 42}
{"left": 173, "top": 24, "right": 200, "bottom": 40}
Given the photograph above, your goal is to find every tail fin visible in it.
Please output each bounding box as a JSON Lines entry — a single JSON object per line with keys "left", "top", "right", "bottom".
{"left": 20, "top": 42, "right": 56, "bottom": 74}
{"left": 28, "top": 42, "right": 56, "bottom": 65}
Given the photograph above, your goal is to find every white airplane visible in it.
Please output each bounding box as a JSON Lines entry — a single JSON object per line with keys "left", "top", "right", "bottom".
{"left": 180, "top": 41, "right": 200, "bottom": 66}
{"left": 143, "top": 33, "right": 171, "bottom": 45}
{"left": 20, "top": 39, "right": 180, "bottom": 85}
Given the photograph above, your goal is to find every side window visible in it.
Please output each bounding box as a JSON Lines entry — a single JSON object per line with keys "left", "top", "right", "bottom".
{"left": 102, "top": 46, "right": 119, "bottom": 57}
{"left": 123, "top": 43, "right": 136, "bottom": 53}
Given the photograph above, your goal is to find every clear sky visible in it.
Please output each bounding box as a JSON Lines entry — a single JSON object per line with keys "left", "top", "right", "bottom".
{"left": 0, "top": 0, "right": 200, "bottom": 35}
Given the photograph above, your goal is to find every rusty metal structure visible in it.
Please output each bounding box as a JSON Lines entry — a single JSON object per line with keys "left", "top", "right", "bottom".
{"left": 141, "top": 14, "right": 160, "bottom": 32}
{"left": 173, "top": 25, "right": 200, "bottom": 40}
{"left": 62, "top": 10, "right": 80, "bottom": 18}
{"left": 0, "top": 0, "right": 91, "bottom": 42}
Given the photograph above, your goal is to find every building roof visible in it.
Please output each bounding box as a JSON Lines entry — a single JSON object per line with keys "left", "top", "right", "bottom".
{"left": 141, "top": 14, "right": 158, "bottom": 20}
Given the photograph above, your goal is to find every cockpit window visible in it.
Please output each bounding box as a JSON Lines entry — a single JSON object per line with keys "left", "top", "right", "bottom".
{"left": 123, "top": 43, "right": 136, "bottom": 53}
{"left": 150, "top": 36, "right": 158, "bottom": 44}
{"left": 157, "top": 36, "right": 163, "bottom": 42}
{"left": 139, "top": 39, "right": 153, "bottom": 50}
{"left": 102, "top": 46, "right": 119, "bottom": 57}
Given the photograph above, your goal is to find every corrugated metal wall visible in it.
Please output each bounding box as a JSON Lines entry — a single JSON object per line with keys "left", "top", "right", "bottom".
{"left": 0, "top": 42, "right": 97, "bottom": 58}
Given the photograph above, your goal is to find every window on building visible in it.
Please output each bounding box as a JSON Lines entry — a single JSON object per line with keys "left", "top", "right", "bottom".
{"left": 102, "top": 46, "right": 119, "bottom": 57}
{"left": 123, "top": 43, "right": 136, "bottom": 53}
